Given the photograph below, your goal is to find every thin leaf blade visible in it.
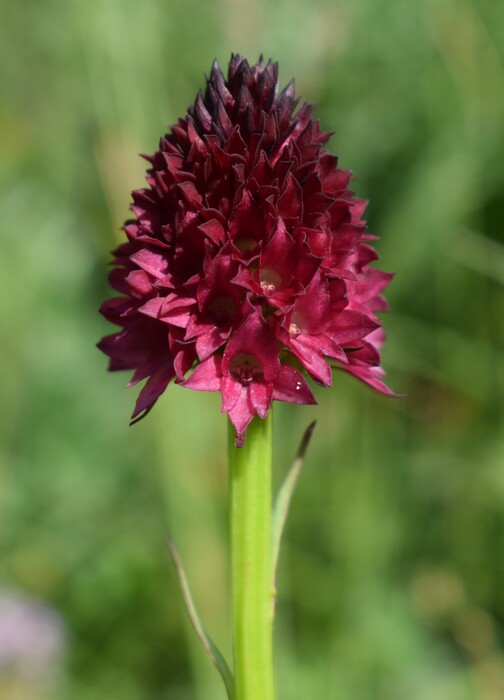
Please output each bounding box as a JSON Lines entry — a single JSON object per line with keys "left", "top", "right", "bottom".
{"left": 271, "top": 421, "right": 316, "bottom": 611}
{"left": 167, "top": 537, "right": 235, "bottom": 700}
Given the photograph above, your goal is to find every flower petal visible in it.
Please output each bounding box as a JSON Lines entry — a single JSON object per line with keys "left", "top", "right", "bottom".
{"left": 272, "top": 365, "right": 317, "bottom": 405}
{"left": 183, "top": 356, "right": 222, "bottom": 391}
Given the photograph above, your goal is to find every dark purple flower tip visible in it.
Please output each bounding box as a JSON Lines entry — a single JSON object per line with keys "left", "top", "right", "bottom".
{"left": 98, "top": 54, "right": 394, "bottom": 445}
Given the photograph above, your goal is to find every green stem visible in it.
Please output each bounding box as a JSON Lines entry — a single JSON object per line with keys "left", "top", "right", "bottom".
{"left": 228, "top": 411, "right": 276, "bottom": 700}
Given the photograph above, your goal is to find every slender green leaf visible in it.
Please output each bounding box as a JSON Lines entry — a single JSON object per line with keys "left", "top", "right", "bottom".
{"left": 271, "top": 421, "right": 316, "bottom": 611}
{"left": 167, "top": 537, "right": 235, "bottom": 700}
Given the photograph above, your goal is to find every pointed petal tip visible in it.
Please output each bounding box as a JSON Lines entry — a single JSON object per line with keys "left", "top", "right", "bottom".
{"left": 280, "top": 78, "right": 296, "bottom": 98}
{"left": 129, "top": 406, "right": 152, "bottom": 426}
{"left": 234, "top": 432, "right": 245, "bottom": 448}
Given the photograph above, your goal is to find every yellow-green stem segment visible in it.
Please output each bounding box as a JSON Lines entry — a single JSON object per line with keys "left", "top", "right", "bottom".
{"left": 228, "top": 412, "right": 275, "bottom": 700}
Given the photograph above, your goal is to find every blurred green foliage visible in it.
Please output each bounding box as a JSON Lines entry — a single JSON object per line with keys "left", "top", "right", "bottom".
{"left": 1, "top": 0, "right": 503, "bottom": 698}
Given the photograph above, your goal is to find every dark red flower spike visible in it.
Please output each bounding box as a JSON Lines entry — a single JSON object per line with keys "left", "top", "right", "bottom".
{"left": 99, "top": 54, "right": 394, "bottom": 445}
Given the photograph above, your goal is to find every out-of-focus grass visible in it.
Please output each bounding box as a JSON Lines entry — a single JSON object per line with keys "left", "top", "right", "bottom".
{"left": 0, "top": 0, "right": 503, "bottom": 698}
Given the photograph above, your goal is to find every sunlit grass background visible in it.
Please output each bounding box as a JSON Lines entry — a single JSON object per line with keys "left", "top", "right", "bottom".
{"left": 1, "top": 0, "right": 503, "bottom": 698}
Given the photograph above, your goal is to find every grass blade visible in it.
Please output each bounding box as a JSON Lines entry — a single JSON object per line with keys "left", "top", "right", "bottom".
{"left": 167, "top": 537, "right": 235, "bottom": 700}
{"left": 271, "top": 421, "right": 316, "bottom": 612}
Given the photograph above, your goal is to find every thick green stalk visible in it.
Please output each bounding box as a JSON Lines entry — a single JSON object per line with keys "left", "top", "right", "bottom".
{"left": 228, "top": 412, "right": 275, "bottom": 700}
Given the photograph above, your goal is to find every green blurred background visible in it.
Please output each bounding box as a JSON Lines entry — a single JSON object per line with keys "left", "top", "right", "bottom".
{"left": 1, "top": 0, "right": 503, "bottom": 698}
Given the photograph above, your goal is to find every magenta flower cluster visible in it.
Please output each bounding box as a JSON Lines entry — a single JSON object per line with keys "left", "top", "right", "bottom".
{"left": 98, "top": 55, "right": 393, "bottom": 445}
